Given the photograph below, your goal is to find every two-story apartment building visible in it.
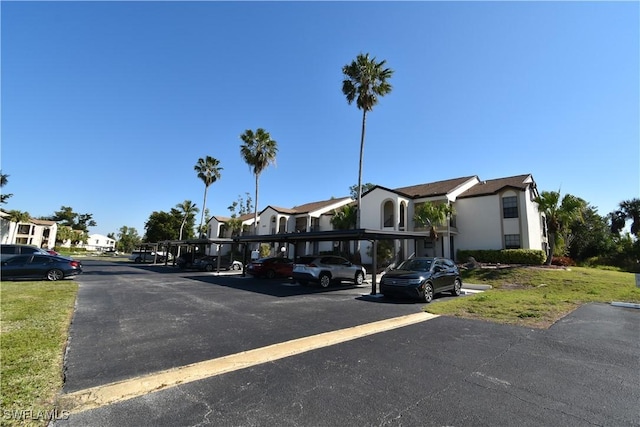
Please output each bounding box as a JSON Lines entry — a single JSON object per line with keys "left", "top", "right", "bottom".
{"left": 0, "top": 212, "right": 58, "bottom": 249}
{"left": 207, "top": 173, "right": 546, "bottom": 263}
{"left": 207, "top": 197, "right": 353, "bottom": 257}
{"left": 359, "top": 174, "right": 546, "bottom": 263}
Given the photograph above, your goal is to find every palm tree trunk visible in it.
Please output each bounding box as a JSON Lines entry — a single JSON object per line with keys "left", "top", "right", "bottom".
{"left": 199, "top": 187, "right": 208, "bottom": 239}
{"left": 355, "top": 109, "right": 367, "bottom": 263}
{"left": 254, "top": 173, "right": 259, "bottom": 235}
{"left": 546, "top": 232, "right": 556, "bottom": 265}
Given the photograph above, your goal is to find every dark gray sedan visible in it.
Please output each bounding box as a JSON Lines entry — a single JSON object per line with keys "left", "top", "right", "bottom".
{"left": 380, "top": 257, "right": 462, "bottom": 302}
{"left": 0, "top": 254, "right": 83, "bottom": 281}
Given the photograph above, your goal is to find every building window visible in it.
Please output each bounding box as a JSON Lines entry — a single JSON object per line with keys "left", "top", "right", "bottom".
{"left": 17, "top": 224, "right": 31, "bottom": 235}
{"left": 383, "top": 200, "right": 394, "bottom": 227}
{"left": 504, "top": 234, "right": 520, "bottom": 249}
{"left": 503, "top": 196, "right": 518, "bottom": 219}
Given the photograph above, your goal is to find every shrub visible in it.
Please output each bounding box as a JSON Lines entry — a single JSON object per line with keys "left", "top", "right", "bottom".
{"left": 457, "top": 249, "right": 546, "bottom": 265}
{"left": 551, "top": 256, "right": 576, "bottom": 267}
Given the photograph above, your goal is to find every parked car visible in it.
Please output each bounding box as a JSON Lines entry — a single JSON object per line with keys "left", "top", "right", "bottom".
{"left": 0, "top": 254, "right": 83, "bottom": 281}
{"left": 292, "top": 255, "right": 366, "bottom": 288}
{"left": 246, "top": 257, "right": 294, "bottom": 279}
{"left": 380, "top": 257, "right": 462, "bottom": 303}
{"left": 192, "top": 255, "right": 242, "bottom": 272}
{"left": 1, "top": 244, "right": 50, "bottom": 260}
{"left": 128, "top": 251, "right": 172, "bottom": 263}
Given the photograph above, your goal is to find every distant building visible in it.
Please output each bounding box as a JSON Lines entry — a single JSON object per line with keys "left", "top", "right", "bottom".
{"left": 0, "top": 211, "right": 58, "bottom": 249}
{"left": 80, "top": 234, "right": 116, "bottom": 252}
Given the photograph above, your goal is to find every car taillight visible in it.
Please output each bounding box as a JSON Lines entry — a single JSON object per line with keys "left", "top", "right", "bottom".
{"left": 70, "top": 261, "right": 80, "bottom": 268}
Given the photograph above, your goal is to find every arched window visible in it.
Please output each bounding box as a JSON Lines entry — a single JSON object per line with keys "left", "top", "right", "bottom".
{"left": 399, "top": 202, "right": 406, "bottom": 230}
{"left": 383, "top": 200, "right": 394, "bottom": 228}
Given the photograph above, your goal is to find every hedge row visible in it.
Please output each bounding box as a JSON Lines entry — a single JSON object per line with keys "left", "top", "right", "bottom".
{"left": 457, "top": 249, "right": 546, "bottom": 265}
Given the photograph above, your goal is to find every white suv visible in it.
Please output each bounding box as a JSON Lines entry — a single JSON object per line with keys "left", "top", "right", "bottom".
{"left": 292, "top": 255, "right": 366, "bottom": 288}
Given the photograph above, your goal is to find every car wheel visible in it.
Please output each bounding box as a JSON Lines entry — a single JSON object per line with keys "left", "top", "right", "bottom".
{"left": 422, "top": 282, "right": 434, "bottom": 303}
{"left": 232, "top": 263, "right": 241, "bottom": 271}
{"left": 46, "top": 269, "right": 64, "bottom": 281}
{"left": 135, "top": 257, "right": 142, "bottom": 263}
{"left": 354, "top": 271, "right": 364, "bottom": 286}
{"left": 319, "top": 273, "right": 331, "bottom": 288}
{"left": 266, "top": 269, "right": 276, "bottom": 279}
{"left": 452, "top": 278, "right": 462, "bottom": 296}
{"left": 205, "top": 264, "right": 213, "bottom": 272}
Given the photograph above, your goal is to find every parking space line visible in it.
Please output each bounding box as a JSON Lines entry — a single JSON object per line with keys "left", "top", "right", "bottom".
{"left": 59, "top": 312, "right": 438, "bottom": 413}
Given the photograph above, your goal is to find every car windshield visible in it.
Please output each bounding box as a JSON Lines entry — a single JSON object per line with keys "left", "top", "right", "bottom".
{"left": 397, "top": 259, "right": 432, "bottom": 272}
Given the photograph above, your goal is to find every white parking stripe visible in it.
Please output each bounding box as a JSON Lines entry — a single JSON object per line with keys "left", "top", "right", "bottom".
{"left": 59, "top": 312, "right": 439, "bottom": 413}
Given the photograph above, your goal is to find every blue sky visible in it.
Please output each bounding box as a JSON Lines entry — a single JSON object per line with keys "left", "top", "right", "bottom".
{"left": 2, "top": 1, "right": 638, "bottom": 238}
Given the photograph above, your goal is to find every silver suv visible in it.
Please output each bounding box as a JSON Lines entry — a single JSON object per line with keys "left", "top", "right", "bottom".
{"left": 292, "top": 255, "right": 366, "bottom": 288}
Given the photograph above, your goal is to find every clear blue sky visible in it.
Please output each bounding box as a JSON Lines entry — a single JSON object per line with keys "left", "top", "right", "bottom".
{"left": 2, "top": 1, "right": 638, "bottom": 238}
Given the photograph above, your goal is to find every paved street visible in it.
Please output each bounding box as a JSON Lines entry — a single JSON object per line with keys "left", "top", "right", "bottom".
{"left": 55, "top": 260, "right": 640, "bottom": 426}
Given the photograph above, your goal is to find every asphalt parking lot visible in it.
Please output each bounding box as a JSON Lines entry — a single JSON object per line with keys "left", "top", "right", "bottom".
{"left": 55, "top": 260, "right": 639, "bottom": 426}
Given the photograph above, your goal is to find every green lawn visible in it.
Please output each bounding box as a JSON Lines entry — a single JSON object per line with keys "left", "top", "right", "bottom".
{"left": 426, "top": 266, "right": 640, "bottom": 328}
{"left": 1, "top": 280, "right": 78, "bottom": 426}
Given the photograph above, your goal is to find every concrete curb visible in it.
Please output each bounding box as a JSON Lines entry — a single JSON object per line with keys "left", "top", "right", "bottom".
{"left": 461, "top": 283, "right": 492, "bottom": 290}
{"left": 611, "top": 302, "right": 640, "bottom": 309}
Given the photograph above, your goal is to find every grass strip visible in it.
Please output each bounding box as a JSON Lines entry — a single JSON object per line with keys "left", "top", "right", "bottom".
{"left": 1, "top": 281, "right": 78, "bottom": 426}
{"left": 426, "top": 266, "right": 640, "bottom": 328}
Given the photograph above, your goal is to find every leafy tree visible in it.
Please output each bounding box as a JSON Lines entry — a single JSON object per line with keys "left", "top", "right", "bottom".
{"left": 55, "top": 226, "right": 75, "bottom": 246}
{"left": 568, "top": 204, "right": 616, "bottom": 262}
{"left": 342, "top": 53, "right": 393, "bottom": 259}
{"left": 144, "top": 210, "right": 183, "bottom": 242}
{"left": 55, "top": 226, "right": 88, "bottom": 246}
{"left": 366, "top": 239, "right": 395, "bottom": 271}
{"left": 1, "top": 171, "right": 13, "bottom": 204}
{"left": 227, "top": 194, "right": 254, "bottom": 237}
{"left": 349, "top": 183, "right": 375, "bottom": 200}
{"left": 50, "top": 206, "right": 97, "bottom": 232}
{"left": 240, "top": 128, "right": 278, "bottom": 234}
{"left": 610, "top": 198, "right": 640, "bottom": 237}
{"left": 117, "top": 226, "right": 141, "bottom": 253}
{"left": 194, "top": 156, "right": 223, "bottom": 238}
{"left": 534, "top": 190, "right": 585, "bottom": 265}
{"left": 413, "top": 202, "right": 455, "bottom": 241}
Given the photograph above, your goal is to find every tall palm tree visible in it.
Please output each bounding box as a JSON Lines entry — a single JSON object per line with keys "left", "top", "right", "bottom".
{"left": 175, "top": 200, "right": 199, "bottom": 257}
{"left": 534, "top": 190, "right": 585, "bottom": 265}
{"left": 342, "top": 53, "right": 393, "bottom": 259}
{"left": 239, "top": 128, "right": 278, "bottom": 234}
{"left": 194, "top": 156, "right": 222, "bottom": 238}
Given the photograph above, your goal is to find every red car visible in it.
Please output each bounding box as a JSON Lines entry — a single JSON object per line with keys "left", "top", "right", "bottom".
{"left": 246, "top": 257, "right": 294, "bottom": 279}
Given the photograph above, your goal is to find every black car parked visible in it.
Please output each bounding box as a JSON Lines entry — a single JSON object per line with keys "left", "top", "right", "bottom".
{"left": 0, "top": 254, "right": 83, "bottom": 281}
{"left": 380, "top": 257, "right": 462, "bottom": 303}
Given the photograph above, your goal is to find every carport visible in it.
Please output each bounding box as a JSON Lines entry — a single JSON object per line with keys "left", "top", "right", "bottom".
{"left": 234, "top": 229, "right": 430, "bottom": 295}
{"left": 159, "top": 238, "right": 237, "bottom": 271}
